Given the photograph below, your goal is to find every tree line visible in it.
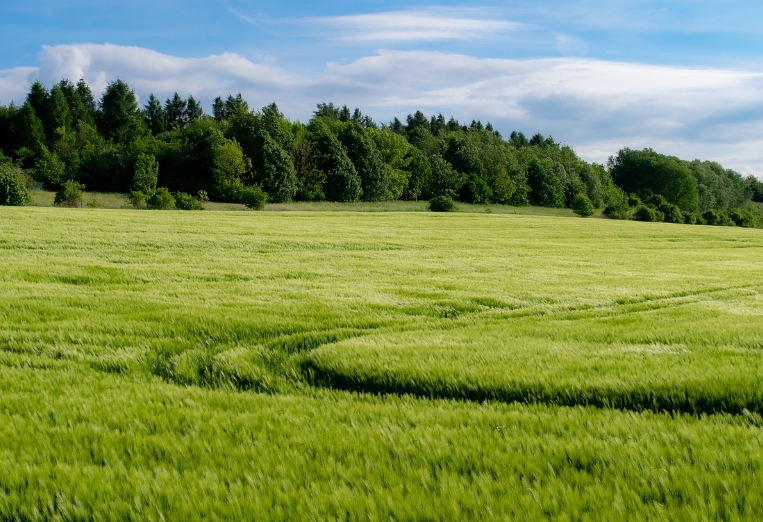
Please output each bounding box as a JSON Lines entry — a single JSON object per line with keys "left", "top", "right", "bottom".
{"left": 0, "top": 77, "right": 761, "bottom": 226}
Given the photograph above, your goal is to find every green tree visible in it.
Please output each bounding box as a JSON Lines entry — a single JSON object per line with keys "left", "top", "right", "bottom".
{"left": 33, "top": 146, "right": 67, "bottom": 187}
{"left": 0, "top": 163, "right": 30, "bottom": 206}
{"left": 337, "top": 122, "right": 388, "bottom": 201}
{"left": 144, "top": 94, "right": 166, "bottom": 135}
{"left": 212, "top": 139, "right": 248, "bottom": 201}
{"left": 250, "top": 129, "right": 297, "bottom": 203}
{"left": 185, "top": 96, "right": 203, "bottom": 125}
{"left": 527, "top": 158, "right": 565, "bottom": 208}
{"left": 367, "top": 127, "right": 412, "bottom": 200}
{"left": 48, "top": 85, "right": 73, "bottom": 137}
{"left": 571, "top": 193, "right": 595, "bottom": 217}
{"left": 291, "top": 123, "right": 325, "bottom": 201}
{"left": 425, "top": 154, "right": 464, "bottom": 199}
{"left": 98, "top": 80, "right": 140, "bottom": 143}
{"left": 14, "top": 103, "right": 46, "bottom": 159}
{"left": 132, "top": 153, "right": 159, "bottom": 194}
{"left": 240, "top": 185, "right": 267, "bottom": 210}
{"left": 308, "top": 119, "right": 362, "bottom": 202}
{"left": 54, "top": 180, "right": 85, "bottom": 207}
{"left": 608, "top": 148, "right": 698, "bottom": 212}
{"left": 26, "top": 81, "right": 51, "bottom": 139}
{"left": 76, "top": 79, "right": 97, "bottom": 123}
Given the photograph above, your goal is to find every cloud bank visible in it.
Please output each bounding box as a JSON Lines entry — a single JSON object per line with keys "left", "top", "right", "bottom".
{"left": 1, "top": 43, "right": 761, "bottom": 176}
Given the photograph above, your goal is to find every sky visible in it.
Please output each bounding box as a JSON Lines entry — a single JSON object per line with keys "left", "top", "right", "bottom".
{"left": 1, "top": 0, "right": 762, "bottom": 176}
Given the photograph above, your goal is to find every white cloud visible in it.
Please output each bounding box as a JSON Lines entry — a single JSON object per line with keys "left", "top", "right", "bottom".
{"left": 314, "top": 9, "right": 520, "bottom": 42}
{"left": 1, "top": 43, "right": 762, "bottom": 176}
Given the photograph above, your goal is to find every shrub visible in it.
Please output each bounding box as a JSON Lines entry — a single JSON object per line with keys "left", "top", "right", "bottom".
{"left": 702, "top": 209, "right": 734, "bottom": 227}
{"left": 649, "top": 195, "right": 684, "bottom": 224}
{"left": 603, "top": 193, "right": 631, "bottom": 220}
{"left": 128, "top": 190, "right": 147, "bottom": 209}
{"left": 174, "top": 192, "right": 204, "bottom": 210}
{"left": 728, "top": 208, "right": 756, "bottom": 228}
{"left": 148, "top": 187, "right": 175, "bottom": 210}
{"left": 627, "top": 194, "right": 642, "bottom": 207}
{"left": 0, "top": 164, "right": 31, "bottom": 206}
{"left": 240, "top": 186, "right": 267, "bottom": 210}
{"left": 429, "top": 195, "right": 455, "bottom": 212}
{"left": 632, "top": 205, "right": 664, "bottom": 222}
{"left": 571, "top": 193, "right": 595, "bottom": 217}
{"left": 86, "top": 199, "right": 101, "bottom": 208}
{"left": 683, "top": 212, "right": 702, "bottom": 225}
{"left": 54, "top": 180, "right": 85, "bottom": 207}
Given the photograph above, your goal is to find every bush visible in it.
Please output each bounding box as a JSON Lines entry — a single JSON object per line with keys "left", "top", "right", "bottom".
{"left": 174, "top": 192, "right": 204, "bottom": 210}
{"left": 128, "top": 190, "right": 147, "bottom": 209}
{"left": 429, "top": 195, "right": 455, "bottom": 212}
{"left": 627, "top": 194, "right": 642, "bottom": 207}
{"left": 0, "top": 164, "right": 31, "bottom": 206}
{"left": 728, "top": 208, "right": 756, "bottom": 228}
{"left": 683, "top": 212, "right": 702, "bottom": 225}
{"left": 240, "top": 186, "right": 267, "bottom": 210}
{"left": 148, "top": 187, "right": 175, "bottom": 210}
{"left": 54, "top": 180, "right": 85, "bottom": 207}
{"left": 702, "top": 209, "right": 734, "bottom": 227}
{"left": 632, "top": 205, "right": 664, "bottom": 222}
{"left": 571, "top": 193, "right": 595, "bottom": 217}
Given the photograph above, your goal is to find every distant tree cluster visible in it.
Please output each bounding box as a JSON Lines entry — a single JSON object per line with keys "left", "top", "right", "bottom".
{"left": 0, "top": 78, "right": 760, "bottom": 226}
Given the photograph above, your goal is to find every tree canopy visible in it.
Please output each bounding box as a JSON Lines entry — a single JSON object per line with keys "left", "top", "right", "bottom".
{"left": 0, "top": 77, "right": 760, "bottom": 225}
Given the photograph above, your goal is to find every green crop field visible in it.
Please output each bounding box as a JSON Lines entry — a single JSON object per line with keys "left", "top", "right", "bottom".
{"left": 1, "top": 207, "right": 763, "bottom": 520}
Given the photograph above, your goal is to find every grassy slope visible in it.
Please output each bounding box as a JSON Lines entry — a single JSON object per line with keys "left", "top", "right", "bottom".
{"left": 1, "top": 207, "right": 762, "bottom": 519}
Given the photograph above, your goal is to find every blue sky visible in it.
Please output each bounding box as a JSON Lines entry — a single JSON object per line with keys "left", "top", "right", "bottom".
{"left": 1, "top": 1, "right": 762, "bottom": 175}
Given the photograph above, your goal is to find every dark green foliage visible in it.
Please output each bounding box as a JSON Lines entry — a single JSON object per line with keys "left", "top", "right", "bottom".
{"left": 429, "top": 195, "right": 455, "bottom": 212}
{"left": 609, "top": 148, "right": 698, "bottom": 212}
{"left": 128, "top": 190, "right": 147, "bottom": 209}
{"left": 603, "top": 191, "right": 631, "bottom": 220}
{"left": 97, "top": 80, "right": 141, "bottom": 143}
{"left": 240, "top": 185, "right": 267, "bottom": 210}
{"left": 291, "top": 125, "right": 326, "bottom": 201}
{"left": 0, "top": 163, "right": 30, "bottom": 206}
{"left": 174, "top": 192, "right": 204, "bottom": 210}
{"left": 728, "top": 208, "right": 756, "bottom": 228}
{"left": 702, "top": 210, "right": 734, "bottom": 227}
{"left": 633, "top": 205, "right": 664, "bottom": 222}
{"left": 338, "top": 123, "right": 388, "bottom": 201}
{"left": 572, "top": 193, "right": 595, "bottom": 217}
{"left": 132, "top": 153, "right": 159, "bottom": 194}
{"left": 527, "top": 158, "right": 565, "bottom": 208}
{"left": 185, "top": 96, "right": 203, "bottom": 125}
{"left": 148, "top": 187, "right": 175, "bottom": 210}
{"left": 54, "top": 180, "right": 85, "bottom": 207}
{"left": 250, "top": 130, "right": 297, "bottom": 203}
{"left": 0, "top": 77, "right": 759, "bottom": 225}
{"left": 308, "top": 120, "right": 362, "bottom": 202}
{"left": 144, "top": 94, "right": 166, "bottom": 134}
{"left": 649, "top": 195, "right": 684, "bottom": 224}
{"left": 689, "top": 160, "right": 750, "bottom": 212}
{"left": 402, "top": 148, "right": 431, "bottom": 201}
{"left": 425, "top": 154, "right": 464, "bottom": 199}
{"left": 164, "top": 93, "right": 187, "bottom": 129}
{"left": 33, "top": 146, "right": 67, "bottom": 187}
{"left": 748, "top": 176, "right": 763, "bottom": 203}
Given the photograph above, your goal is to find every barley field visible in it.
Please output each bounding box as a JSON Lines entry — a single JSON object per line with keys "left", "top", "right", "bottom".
{"left": 1, "top": 207, "right": 762, "bottom": 520}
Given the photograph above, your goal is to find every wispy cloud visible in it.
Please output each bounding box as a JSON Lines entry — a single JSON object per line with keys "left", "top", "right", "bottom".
{"left": 1, "top": 44, "right": 762, "bottom": 176}
{"left": 314, "top": 8, "right": 520, "bottom": 42}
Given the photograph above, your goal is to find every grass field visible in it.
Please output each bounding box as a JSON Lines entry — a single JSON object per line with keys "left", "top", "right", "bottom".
{"left": 1, "top": 207, "right": 762, "bottom": 519}
{"left": 27, "top": 189, "right": 583, "bottom": 216}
